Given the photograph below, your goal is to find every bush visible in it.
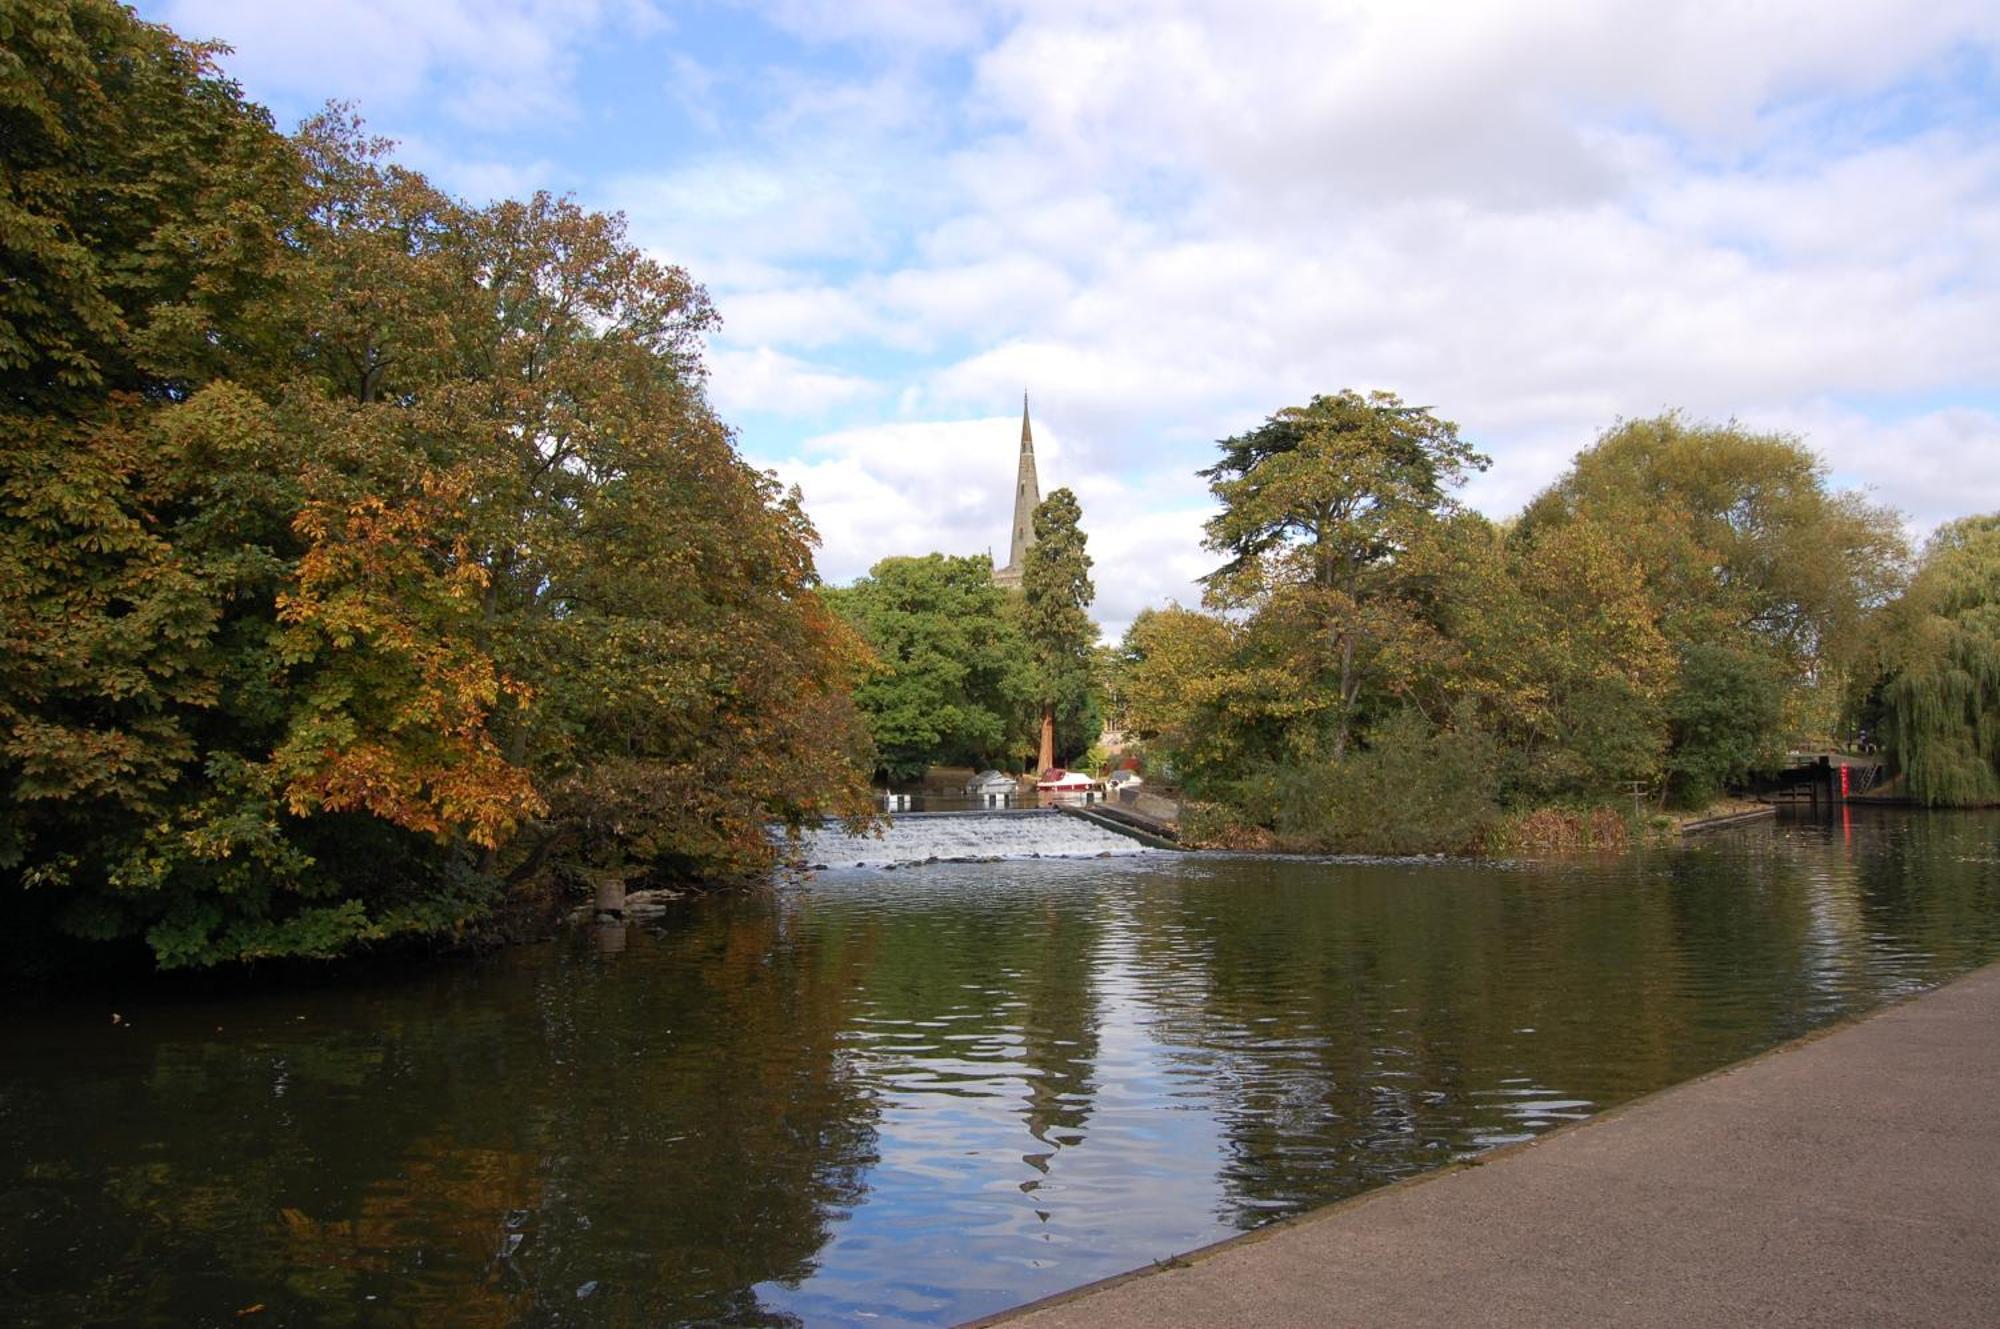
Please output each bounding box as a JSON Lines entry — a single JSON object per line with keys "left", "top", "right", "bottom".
{"left": 1485, "top": 805, "right": 1631, "bottom": 854}
{"left": 1177, "top": 801, "right": 1280, "bottom": 851}
{"left": 1256, "top": 710, "right": 1499, "bottom": 854}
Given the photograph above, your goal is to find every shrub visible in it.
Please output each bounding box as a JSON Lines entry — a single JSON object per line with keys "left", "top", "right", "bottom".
{"left": 1257, "top": 710, "right": 1499, "bottom": 854}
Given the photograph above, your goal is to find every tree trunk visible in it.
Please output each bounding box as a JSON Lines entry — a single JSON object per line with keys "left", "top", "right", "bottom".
{"left": 1039, "top": 702, "right": 1056, "bottom": 773}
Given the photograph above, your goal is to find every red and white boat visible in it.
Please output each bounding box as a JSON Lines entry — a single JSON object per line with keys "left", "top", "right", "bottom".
{"left": 1034, "top": 768, "right": 1098, "bottom": 792}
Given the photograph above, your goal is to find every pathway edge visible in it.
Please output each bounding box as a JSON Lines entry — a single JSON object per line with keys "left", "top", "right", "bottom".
{"left": 957, "top": 957, "right": 2000, "bottom": 1328}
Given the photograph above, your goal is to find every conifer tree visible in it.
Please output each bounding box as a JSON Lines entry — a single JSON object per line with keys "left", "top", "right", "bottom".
{"left": 1019, "top": 489, "right": 1097, "bottom": 771}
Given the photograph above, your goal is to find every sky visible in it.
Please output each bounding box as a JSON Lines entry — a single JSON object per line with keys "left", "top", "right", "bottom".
{"left": 146, "top": 0, "right": 2000, "bottom": 637}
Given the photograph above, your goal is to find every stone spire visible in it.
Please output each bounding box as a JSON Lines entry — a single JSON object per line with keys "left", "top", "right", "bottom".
{"left": 995, "top": 392, "right": 1041, "bottom": 588}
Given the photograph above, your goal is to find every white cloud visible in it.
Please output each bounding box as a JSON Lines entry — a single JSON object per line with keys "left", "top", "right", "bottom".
{"left": 715, "top": 284, "right": 888, "bottom": 351}
{"left": 390, "top": 134, "right": 561, "bottom": 202}
{"left": 750, "top": 418, "right": 1024, "bottom": 582}
{"left": 150, "top": 0, "right": 2000, "bottom": 614}
{"left": 876, "top": 257, "right": 1077, "bottom": 344}
{"left": 1738, "top": 403, "right": 2000, "bottom": 537}
{"left": 976, "top": 0, "right": 2000, "bottom": 189}
{"left": 610, "top": 154, "right": 899, "bottom": 268}
{"left": 708, "top": 347, "right": 881, "bottom": 417}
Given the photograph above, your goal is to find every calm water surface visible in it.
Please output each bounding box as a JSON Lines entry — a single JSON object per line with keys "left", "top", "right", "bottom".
{"left": 5, "top": 810, "right": 1999, "bottom": 1328}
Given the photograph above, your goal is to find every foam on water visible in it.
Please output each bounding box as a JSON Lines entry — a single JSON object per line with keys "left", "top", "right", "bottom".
{"left": 784, "top": 809, "right": 1151, "bottom": 869}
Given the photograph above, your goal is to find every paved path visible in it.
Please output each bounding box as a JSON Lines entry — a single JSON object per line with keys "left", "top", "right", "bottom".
{"left": 972, "top": 963, "right": 2000, "bottom": 1328}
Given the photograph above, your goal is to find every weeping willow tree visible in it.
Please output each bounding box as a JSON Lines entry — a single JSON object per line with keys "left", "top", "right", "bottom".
{"left": 1877, "top": 515, "right": 2000, "bottom": 806}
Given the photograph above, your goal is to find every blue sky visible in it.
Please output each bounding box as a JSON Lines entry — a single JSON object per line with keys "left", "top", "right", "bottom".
{"left": 147, "top": 0, "right": 2000, "bottom": 634}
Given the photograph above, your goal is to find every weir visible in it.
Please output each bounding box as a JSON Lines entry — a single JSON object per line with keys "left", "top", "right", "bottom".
{"left": 784, "top": 809, "right": 1155, "bottom": 870}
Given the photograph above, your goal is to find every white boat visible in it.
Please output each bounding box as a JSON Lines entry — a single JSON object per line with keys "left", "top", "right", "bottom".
{"left": 965, "top": 769, "right": 1020, "bottom": 795}
{"left": 1034, "top": 768, "right": 1098, "bottom": 792}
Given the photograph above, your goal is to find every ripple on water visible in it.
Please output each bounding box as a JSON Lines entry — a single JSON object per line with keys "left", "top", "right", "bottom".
{"left": 3, "top": 812, "right": 1999, "bottom": 1328}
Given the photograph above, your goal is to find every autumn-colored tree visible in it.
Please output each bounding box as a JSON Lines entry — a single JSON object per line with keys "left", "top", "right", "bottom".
{"left": 1119, "top": 601, "right": 1368, "bottom": 798}
{"left": 1518, "top": 415, "right": 1907, "bottom": 795}
{"left": 2, "top": 5, "right": 875, "bottom": 970}
{"left": 1114, "top": 607, "right": 1242, "bottom": 786}
{"left": 267, "top": 119, "right": 879, "bottom": 907}
{"left": 1424, "top": 513, "right": 1673, "bottom": 800}
{"left": 1520, "top": 417, "right": 1906, "bottom": 676}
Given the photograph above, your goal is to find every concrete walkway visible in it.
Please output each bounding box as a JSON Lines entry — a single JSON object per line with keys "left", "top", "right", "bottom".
{"left": 973, "top": 964, "right": 2000, "bottom": 1329}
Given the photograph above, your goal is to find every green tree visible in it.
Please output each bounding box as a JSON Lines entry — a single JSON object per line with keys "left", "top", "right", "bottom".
{"left": 1201, "top": 390, "right": 1488, "bottom": 759}
{"left": 0, "top": 0, "right": 302, "bottom": 402}
{"left": 1663, "top": 643, "right": 1787, "bottom": 807}
{"left": 825, "top": 554, "right": 1035, "bottom": 781}
{"left": 1259, "top": 708, "right": 1500, "bottom": 854}
{"left": 1872, "top": 515, "right": 2000, "bottom": 807}
{"left": 1019, "top": 488, "right": 1099, "bottom": 770}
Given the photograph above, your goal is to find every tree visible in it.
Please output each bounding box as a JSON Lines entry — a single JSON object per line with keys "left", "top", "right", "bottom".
{"left": 1663, "top": 643, "right": 1787, "bottom": 807}
{"left": 1519, "top": 415, "right": 1907, "bottom": 683}
{"left": 1872, "top": 515, "right": 2000, "bottom": 807}
{"left": 1019, "top": 489, "right": 1099, "bottom": 770}
{"left": 265, "top": 119, "right": 880, "bottom": 909}
{"left": 1115, "top": 607, "right": 1240, "bottom": 786}
{"left": 0, "top": 0, "right": 326, "bottom": 965}
{"left": 0, "top": 0, "right": 302, "bottom": 404}
{"left": 825, "top": 554, "right": 1035, "bottom": 781}
{"left": 1428, "top": 513, "right": 1674, "bottom": 800}
{"left": 1, "top": 11, "right": 877, "bottom": 970}
{"left": 1518, "top": 414, "right": 1907, "bottom": 791}
{"left": 1200, "top": 390, "right": 1488, "bottom": 759}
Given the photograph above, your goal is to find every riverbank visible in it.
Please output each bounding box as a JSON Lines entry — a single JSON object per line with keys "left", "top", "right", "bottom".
{"left": 1175, "top": 793, "right": 1782, "bottom": 856}
{"left": 970, "top": 960, "right": 2000, "bottom": 1329}
{"left": 1670, "top": 796, "right": 1776, "bottom": 834}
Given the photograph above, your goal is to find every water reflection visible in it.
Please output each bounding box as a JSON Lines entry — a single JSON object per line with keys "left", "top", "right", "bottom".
{"left": 3, "top": 811, "right": 1998, "bottom": 1328}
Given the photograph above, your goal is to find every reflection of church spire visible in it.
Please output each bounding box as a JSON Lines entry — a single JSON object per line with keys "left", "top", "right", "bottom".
{"left": 995, "top": 392, "right": 1041, "bottom": 589}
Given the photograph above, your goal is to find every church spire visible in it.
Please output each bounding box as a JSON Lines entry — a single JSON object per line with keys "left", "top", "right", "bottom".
{"left": 995, "top": 391, "right": 1042, "bottom": 589}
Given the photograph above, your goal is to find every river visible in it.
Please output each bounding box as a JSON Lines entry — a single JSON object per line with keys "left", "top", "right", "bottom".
{"left": 4, "top": 809, "right": 1998, "bottom": 1327}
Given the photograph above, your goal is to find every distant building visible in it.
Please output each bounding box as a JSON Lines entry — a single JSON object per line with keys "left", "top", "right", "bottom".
{"left": 992, "top": 393, "right": 1041, "bottom": 589}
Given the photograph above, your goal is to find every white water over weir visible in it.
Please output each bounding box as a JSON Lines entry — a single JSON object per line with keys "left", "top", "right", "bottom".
{"left": 784, "top": 810, "right": 1153, "bottom": 871}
